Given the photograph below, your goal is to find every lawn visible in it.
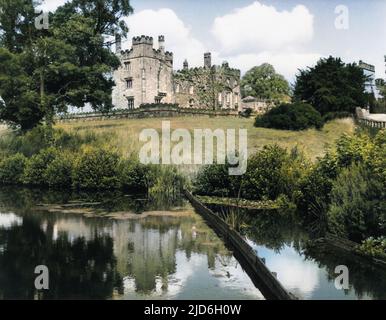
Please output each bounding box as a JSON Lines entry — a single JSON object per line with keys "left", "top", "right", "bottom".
{"left": 56, "top": 116, "right": 355, "bottom": 161}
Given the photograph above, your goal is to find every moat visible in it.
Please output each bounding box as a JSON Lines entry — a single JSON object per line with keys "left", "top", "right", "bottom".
{"left": 0, "top": 187, "right": 385, "bottom": 300}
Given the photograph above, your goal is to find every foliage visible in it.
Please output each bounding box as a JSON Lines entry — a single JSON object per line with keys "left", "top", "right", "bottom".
{"left": 327, "top": 164, "right": 385, "bottom": 242}
{"left": 193, "top": 162, "right": 242, "bottom": 198}
{"left": 294, "top": 56, "right": 367, "bottom": 115}
{"left": 357, "top": 237, "right": 386, "bottom": 259}
{"left": 72, "top": 147, "right": 120, "bottom": 190}
{"left": 296, "top": 152, "right": 338, "bottom": 234}
{"left": 241, "top": 63, "right": 290, "bottom": 101}
{"left": 23, "top": 147, "right": 58, "bottom": 186}
{"left": 243, "top": 145, "right": 309, "bottom": 201}
{"left": 0, "top": 153, "right": 27, "bottom": 184}
{"left": 254, "top": 102, "right": 323, "bottom": 130}
{"left": 44, "top": 153, "right": 75, "bottom": 188}
{"left": 335, "top": 133, "right": 373, "bottom": 167}
{"left": 119, "top": 159, "right": 151, "bottom": 193}
{"left": 0, "top": 0, "right": 133, "bottom": 129}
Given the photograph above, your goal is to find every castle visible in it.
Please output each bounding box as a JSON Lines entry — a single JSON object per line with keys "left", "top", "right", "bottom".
{"left": 112, "top": 35, "right": 241, "bottom": 110}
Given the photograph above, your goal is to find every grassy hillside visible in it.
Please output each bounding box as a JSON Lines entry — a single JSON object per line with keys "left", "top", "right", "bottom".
{"left": 56, "top": 116, "right": 355, "bottom": 161}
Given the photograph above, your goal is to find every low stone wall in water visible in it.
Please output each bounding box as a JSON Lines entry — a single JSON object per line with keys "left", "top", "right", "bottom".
{"left": 183, "top": 189, "right": 295, "bottom": 300}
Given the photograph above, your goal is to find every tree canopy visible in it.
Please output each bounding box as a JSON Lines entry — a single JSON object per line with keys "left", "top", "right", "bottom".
{"left": 240, "top": 63, "right": 290, "bottom": 101}
{"left": 293, "top": 56, "right": 367, "bottom": 115}
{"left": 0, "top": 0, "right": 133, "bottom": 130}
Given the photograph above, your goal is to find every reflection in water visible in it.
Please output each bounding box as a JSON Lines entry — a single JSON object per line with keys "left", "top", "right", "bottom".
{"left": 241, "top": 210, "right": 386, "bottom": 300}
{"left": 0, "top": 187, "right": 263, "bottom": 300}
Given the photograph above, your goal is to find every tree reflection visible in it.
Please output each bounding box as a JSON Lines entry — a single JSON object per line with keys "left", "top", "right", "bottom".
{"left": 0, "top": 217, "right": 123, "bottom": 300}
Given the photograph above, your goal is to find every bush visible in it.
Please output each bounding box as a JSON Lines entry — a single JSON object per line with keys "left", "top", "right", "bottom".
{"left": 119, "top": 159, "right": 151, "bottom": 192}
{"left": 296, "top": 152, "right": 339, "bottom": 234}
{"left": 327, "top": 164, "right": 385, "bottom": 242}
{"left": 193, "top": 162, "right": 242, "bottom": 198}
{"left": 73, "top": 148, "right": 120, "bottom": 190}
{"left": 23, "top": 147, "right": 58, "bottom": 186}
{"left": 0, "top": 153, "right": 27, "bottom": 184}
{"left": 357, "top": 237, "right": 386, "bottom": 259}
{"left": 335, "top": 133, "right": 373, "bottom": 167}
{"left": 44, "top": 153, "right": 75, "bottom": 188}
{"left": 254, "top": 103, "right": 323, "bottom": 130}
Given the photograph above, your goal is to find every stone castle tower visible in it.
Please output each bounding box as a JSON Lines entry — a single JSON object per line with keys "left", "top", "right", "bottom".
{"left": 112, "top": 35, "right": 241, "bottom": 111}
{"left": 112, "top": 35, "right": 174, "bottom": 109}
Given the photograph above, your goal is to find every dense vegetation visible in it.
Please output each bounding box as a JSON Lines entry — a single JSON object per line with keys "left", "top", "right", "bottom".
{"left": 293, "top": 56, "right": 367, "bottom": 115}
{"left": 0, "top": 0, "right": 133, "bottom": 130}
{"left": 254, "top": 102, "right": 323, "bottom": 130}
{"left": 0, "top": 126, "right": 184, "bottom": 195}
{"left": 241, "top": 63, "right": 290, "bottom": 102}
{"left": 194, "top": 129, "right": 386, "bottom": 250}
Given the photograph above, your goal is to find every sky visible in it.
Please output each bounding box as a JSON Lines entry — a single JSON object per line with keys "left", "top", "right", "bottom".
{"left": 39, "top": 0, "right": 386, "bottom": 83}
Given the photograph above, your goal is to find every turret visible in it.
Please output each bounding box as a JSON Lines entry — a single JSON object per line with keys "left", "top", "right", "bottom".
{"left": 183, "top": 59, "right": 189, "bottom": 70}
{"left": 158, "top": 35, "right": 165, "bottom": 52}
{"left": 204, "top": 52, "right": 211, "bottom": 68}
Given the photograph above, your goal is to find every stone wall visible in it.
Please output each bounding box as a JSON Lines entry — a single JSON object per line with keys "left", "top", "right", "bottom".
{"left": 174, "top": 63, "right": 241, "bottom": 110}
{"left": 112, "top": 35, "right": 174, "bottom": 109}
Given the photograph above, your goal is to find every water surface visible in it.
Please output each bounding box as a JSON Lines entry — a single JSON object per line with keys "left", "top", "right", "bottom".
{"left": 0, "top": 187, "right": 263, "bottom": 300}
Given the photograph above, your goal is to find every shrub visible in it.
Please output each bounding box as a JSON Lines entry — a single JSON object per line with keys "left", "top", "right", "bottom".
{"left": 44, "top": 153, "right": 75, "bottom": 188}
{"left": 23, "top": 147, "right": 58, "bottom": 186}
{"left": 242, "top": 145, "right": 293, "bottom": 200}
{"left": 119, "top": 159, "right": 151, "bottom": 192}
{"left": 73, "top": 148, "right": 120, "bottom": 190}
{"left": 254, "top": 103, "right": 323, "bottom": 130}
{"left": 335, "top": 133, "right": 373, "bottom": 167}
{"left": 357, "top": 237, "right": 386, "bottom": 259}
{"left": 296, "top": 152, "right": 339, "bottom": 234}
{"left": 327, "top": 164, "right": 385, "bottom": 242}
{"left": 0, "top": 153, "right": 27, "bottom": 184}
{"left": 193, "top": 162, "right": 242, "bottom": 198}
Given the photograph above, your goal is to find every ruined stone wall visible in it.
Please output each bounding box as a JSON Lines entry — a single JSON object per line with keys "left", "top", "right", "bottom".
{"left": 174, "top": 64, "right": 241, "bottom": 110}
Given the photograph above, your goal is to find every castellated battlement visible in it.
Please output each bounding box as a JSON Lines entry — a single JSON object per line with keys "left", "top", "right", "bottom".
{"left": 132, "top": 35, "right": 154, "bottom": 46}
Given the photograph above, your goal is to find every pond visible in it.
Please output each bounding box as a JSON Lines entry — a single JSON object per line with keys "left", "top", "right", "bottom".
{"left": 240, "top": 211, "right": 386, "bottom": 300}
{"left": 0, "top": 187, "right": 263, "bottom": 300}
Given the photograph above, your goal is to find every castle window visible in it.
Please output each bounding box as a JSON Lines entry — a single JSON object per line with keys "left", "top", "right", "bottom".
{"left": 155, "top": 97, "right": 162, "bottom": 104}
{"left": 126, "top": 79, "right": 133, "bottom": 89}
{"left": 189, "top": 98, "right": 195, "bottom": 108}
{"left": 127, "top": 97, "right": 134, "bottom": 109}
{"left": 124, "top": 62, "right": 131, "bottom": 72}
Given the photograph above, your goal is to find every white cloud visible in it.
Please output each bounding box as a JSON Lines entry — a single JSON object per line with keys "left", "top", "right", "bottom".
{"left": 123, "top": 9, "right": 207, "bottom": 69}
{"left": 211, "top": 1, "right": 314, "bottom": 55}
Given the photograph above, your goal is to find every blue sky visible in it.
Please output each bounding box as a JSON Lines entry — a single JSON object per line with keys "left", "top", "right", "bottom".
{"left": 40, "top": 0, "right": 386, "bottom": 82}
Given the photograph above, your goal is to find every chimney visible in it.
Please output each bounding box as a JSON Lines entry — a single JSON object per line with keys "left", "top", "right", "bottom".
{"left": 159, "top": 35, "right": 165, "bottom": 52}
{"left": 183, "top": 59, "right": 189, "bottom": 70}
{"left": 204, "top": 52, "right": 211, "bottom": 68}
{"left": 115, "top": 34, "right": 122, "bottom": 54}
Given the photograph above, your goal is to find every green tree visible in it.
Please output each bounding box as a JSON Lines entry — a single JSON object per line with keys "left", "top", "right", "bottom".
{"left": 240, "top": 63, "right": 290, "bottom": 101}
{"left": 0, "top": 0, "right": 133, "bottom": 130}
{"left": 294, "top": 56, "right": 367, "bottom": 115}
